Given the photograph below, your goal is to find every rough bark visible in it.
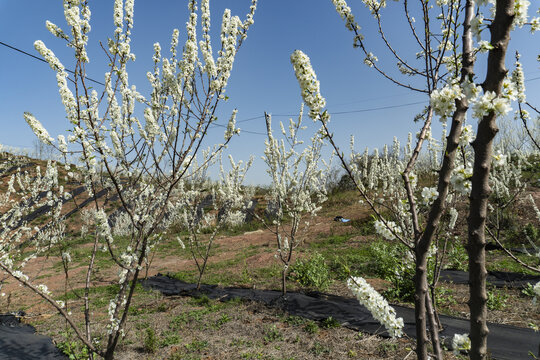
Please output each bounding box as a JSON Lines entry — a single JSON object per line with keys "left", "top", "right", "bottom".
{"left": 468, "top": 1, "right": 514, "bottom": 359}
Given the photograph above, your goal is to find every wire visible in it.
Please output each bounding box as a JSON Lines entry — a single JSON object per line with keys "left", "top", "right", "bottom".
{"left": 210, "top": 122, "right": 267, "bottom": 136}
{"left": 0, "top": 40, "right": 105, "bottom": 86}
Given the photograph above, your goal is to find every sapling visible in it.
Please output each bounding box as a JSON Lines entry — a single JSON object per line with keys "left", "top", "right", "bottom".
{"left": 174, "top": 154, "right": 253, "bottom": 290}
{"left": 261, "top": 106, "right": 328, "bottom": 296}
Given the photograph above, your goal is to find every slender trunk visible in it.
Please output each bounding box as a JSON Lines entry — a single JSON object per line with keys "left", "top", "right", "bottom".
{"left": 426, "top": 292, "right": 443, "bottom": 360}
{"left": 413, "top": 4, "right": 476, "bottom": 359}
{"left": 414, "top": 252, "right": 429, "bottom": 359}
{"left": 468, "top": 2, "right": 514, "bottom": 359}
{"left": 282, "top": 266, "right": 287, "bottom": 296}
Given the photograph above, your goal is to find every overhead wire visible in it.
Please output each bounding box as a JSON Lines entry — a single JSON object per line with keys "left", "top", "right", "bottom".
{"left": 0, "top": 40, "right": 106, "bottom": 86}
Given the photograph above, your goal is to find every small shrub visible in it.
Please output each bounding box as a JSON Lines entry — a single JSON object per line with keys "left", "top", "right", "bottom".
{"left": 284, "top": 315, "right": 306, "bottom": 326}
{"left": 289, "top": 252, "right": 332, "bottom": 290}
{"left": 143, "top": 328, "right": 158, "bottom": 353}
{"left": 310, "top": 342, "right": 330, "bottom": 355}
{"left": 435, "top": 286, "right": 458, "bottom": 308}
{"left": 56, "top": 339, "right": 89, "bottom": 360}
{"left": 369, "top": 241, "right": 415, "bottom": 302}
{"left": 215, "top": 313, "right": 231, "bottom": 328}
{"left": 190, "top": 294, "right": 211, "bottom": 307}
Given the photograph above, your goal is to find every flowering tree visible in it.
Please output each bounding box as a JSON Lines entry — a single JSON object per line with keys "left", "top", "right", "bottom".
{"left": 174, "top": 155, "right": 253, "bottom": 290}
{"left": 0, "top": 0, "right": 257, "bottom": 359}
{"left": 291, "top": 0, "right": 538, "bottom": 359}
{"left": 260, "top": 107, "right": 328, "bottom": 296}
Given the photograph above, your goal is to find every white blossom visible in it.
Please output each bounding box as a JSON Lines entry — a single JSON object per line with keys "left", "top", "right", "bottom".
{"left": 364, "top": 52, "right": 378, "bottom": 67}
{"left": 430, "top": 84, "right": 464, "bottom": 121}
{"left": 451, "top": 163, "right": 473, "bottom": 195}
{"left": 421, "top": 187, "right": 439, "bottom": 206}
{"left": 23, "top": 112, "right": 54, "bottom": 145}
{"left": 471, "top": 14, "right": 484, "bottom": 42}
{"left": 290, "top": 50, "right": 326, "bottom": 121}
{"left": 452, "top": 333, "right": 471, "bottom": 354}
{"left": 477, "top": 40, "right": 494, "bottom": 53}
{"left": 459, "top": 124, "right": 475, "bottom": 146}
{"left": 471, "top": 91, "right": 511, "bottom": 120}
{"left": 332, "top": 0, "right": 361, "bottom": 32}
{"left": 513, "top": 0, "right": 530, "bottom": 28}
{"left": 374, "top": 219, "right": 402, "bottom": 241}
{"left": 347, "top": 277, "right": 404, "bottom": 338}
{"left": 448, "top": 208, "right": 458, "bottom": 230}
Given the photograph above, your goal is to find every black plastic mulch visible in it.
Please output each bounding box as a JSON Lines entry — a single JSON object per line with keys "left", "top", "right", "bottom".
{"left": 0, "top": 314, "right": 66, "bottom": 359}
{"left": 142, "top": 274, "right": 540, "bottom": 360}
{"left": 440, "top": 269, "right": 540, "bottom": 288}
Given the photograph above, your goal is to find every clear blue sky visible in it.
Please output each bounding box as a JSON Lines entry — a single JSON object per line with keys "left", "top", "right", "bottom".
{"left": 1, "top": 1, "right": 539, "bottom": 184}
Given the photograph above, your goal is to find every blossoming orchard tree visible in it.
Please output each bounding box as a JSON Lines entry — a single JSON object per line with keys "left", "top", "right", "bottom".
{"left": 261, "top": 106, "right": 328, "bottom": 296}
{"left": 291, "top": 0, "right": 538, "bottom": 359}
{"left": 0, "top": 0, "right": 257, "bottom": 359}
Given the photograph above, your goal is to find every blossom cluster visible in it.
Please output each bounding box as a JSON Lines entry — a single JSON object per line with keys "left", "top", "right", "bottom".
{"left": 23, "top": 112, "right": 54, "bottom": 145}
{"left": 452, "top": 333, "right": 471, "bottom": 354}
{"left": 450, "top": 163, "right": 473, "bottom": 195}
{"left": 347, "top": 277, "right": 404, "bottom": 338}
{"left": 430, "top": 84, "right": 463, "bottom": 121}
{"left": 471, "top": 91, "right": 512, "bottom": 120}
{"left": 374, "top": 219, "right": 402, "bottom": 241}
{"left": 332, "top": 0, "right": 361, "bottom": 32}
{"left": 421, "top": 187, "right": 439, "bottom": 206}
{"left": 290, "top": 50, "right": 326, "bottom": 121}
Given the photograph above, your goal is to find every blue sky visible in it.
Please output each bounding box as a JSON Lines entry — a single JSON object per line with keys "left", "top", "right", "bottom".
{"left": 1, "top": 0, "right": 539, "bottom": 184}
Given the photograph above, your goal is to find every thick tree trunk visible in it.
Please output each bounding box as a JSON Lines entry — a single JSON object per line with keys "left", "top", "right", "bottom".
{"left": 468, "top": 1, "right": 514, "bottom": 359}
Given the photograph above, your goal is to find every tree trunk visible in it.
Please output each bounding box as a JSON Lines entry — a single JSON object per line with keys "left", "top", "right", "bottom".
{"left": 412, "top": 1, "right": 476, "bottom": 358}
{"left": 468, "top": 1, "right": 514, "bottom": 359}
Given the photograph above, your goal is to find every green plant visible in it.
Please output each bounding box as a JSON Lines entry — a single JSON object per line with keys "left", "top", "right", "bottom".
{"left": 215, "top": 313, "right": 231, "bottom": 328}
{"left": 263, "top": 325, "right": 283, "bottom": 343}
{"left": 56, "top": 339, "right": 90, "bottom": 360}
{"left": 350, "top": 216, "right": 376, "bottom": 236}
{"left": 446, "top": 240, "right": 468, "bottom": 271}
{"left": 369, "top": 241, "right": 416, "bottom": 302}
{"left": 160, "top": 331, "right": 181, "bottom": 347}
{"left": 522, "top": 283, "right": 537, "bottom": 297}
{"left": 284, "top": 315, "right": 305, "bottom": 326}
{"left": 320, "top": 316, "right": 340, "bottom": 329}
{"left": 143, "top": 328, "right": 158, "bottom": 353}
{"left": 435, "top": 286, "right": 458, "bottom": 308}
{"left": 486, "top": 288, "right": 508, "bottom": 310}
{"left": 185, "top": 339, "right": 209, "bottom": 352}
{"left": 190, "top": 294, "right": 211, "bottom": 307}
{"left": 310, "top": 342, "right": 330, "bottom": 356}
{"left": 289, "top": 252, "right": 331, "bottom": 290}
{"left": 303, "top": 320, "right": 319, "bottom": 334}
{"left": 378, "top": 342, "right": 399, "bottom": 355}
